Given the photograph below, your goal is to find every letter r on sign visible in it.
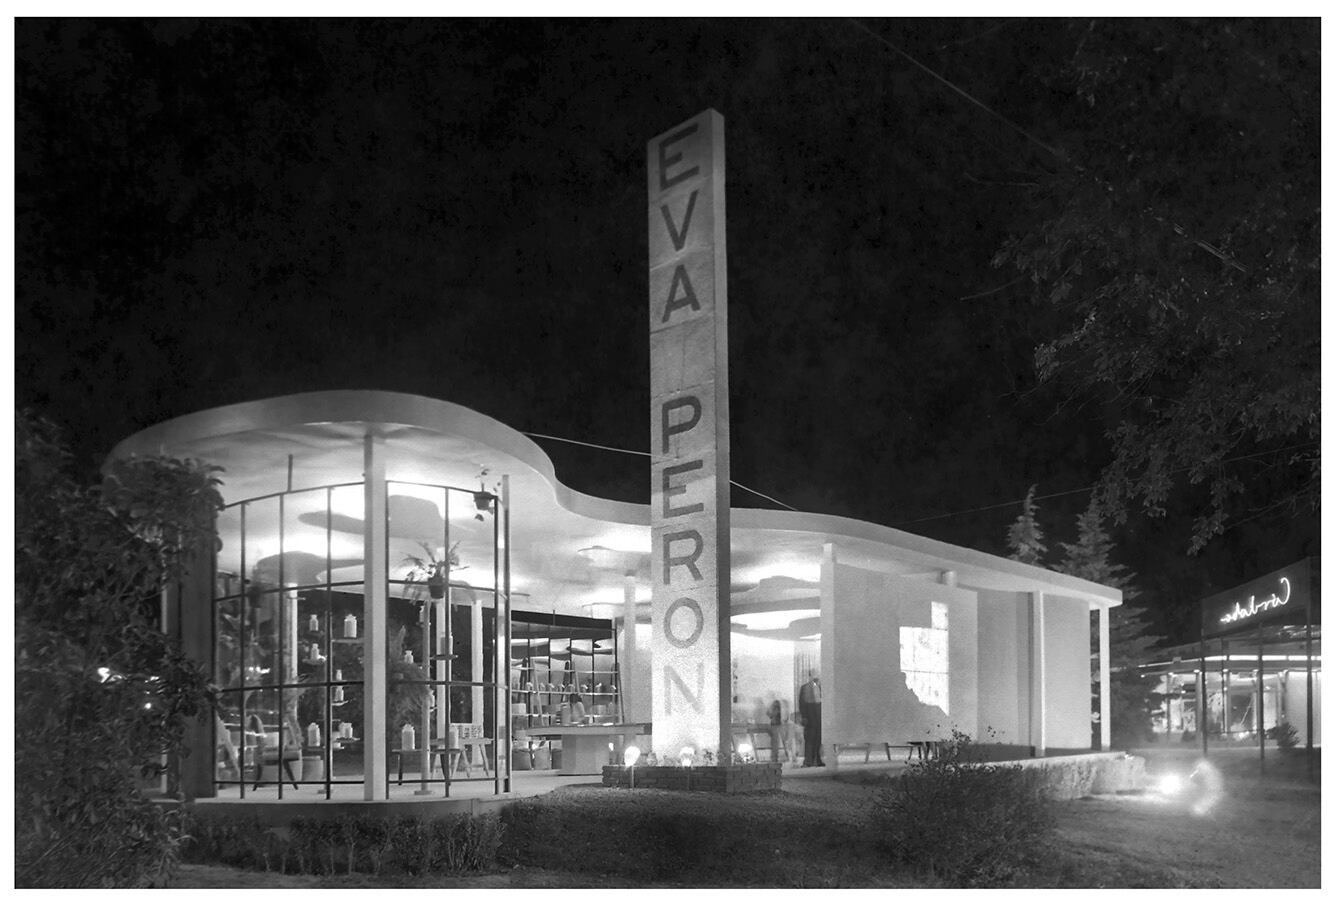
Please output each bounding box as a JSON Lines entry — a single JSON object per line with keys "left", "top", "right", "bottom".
{"left": 662, "top": 529, "right": 704, "bottom": 583}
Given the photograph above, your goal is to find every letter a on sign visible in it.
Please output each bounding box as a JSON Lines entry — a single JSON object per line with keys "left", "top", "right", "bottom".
{"left": 648, "top": 110, "right": 731, "bottom": 760}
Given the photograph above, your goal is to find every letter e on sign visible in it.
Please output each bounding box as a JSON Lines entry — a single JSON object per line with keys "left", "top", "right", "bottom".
{"left": 658, "top": 124, "right": 700, "bottom": 191}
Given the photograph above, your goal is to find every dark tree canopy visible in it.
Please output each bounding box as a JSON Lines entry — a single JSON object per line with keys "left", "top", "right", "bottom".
{"left": 991, "top": 19, "right": 1319, "bottom": 552}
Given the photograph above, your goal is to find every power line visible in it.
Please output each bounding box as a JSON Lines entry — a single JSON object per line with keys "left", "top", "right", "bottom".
{"left": 732, "top": 482, "right": 798, "bottom": 512}
{"left": 844, "top": 17, "right": 1063, "bottom": 162}
{"left": 522, "top": 431, "right": 799, "bottom": 512}
{"left": 843, "top": 18, "right": 1248, "bottom": 273}
{"left": 523, "top": 431, "right": 649, "bottom": 458}
{"left": 526, "top": 429, "right": 1314, "bottom": 528}
{"left": 891, "top": 484, "right": 1095, "bottom": 528}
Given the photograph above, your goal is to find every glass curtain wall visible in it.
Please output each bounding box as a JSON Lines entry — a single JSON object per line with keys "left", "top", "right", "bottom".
{"left": 213, "top": 478, "right": 504, "bottom": 798}
{"left": 384, "top": 480, "right": 502, "bottom": 795}
{"left": 214, "top": 483, "right": 367, "bottom": 798}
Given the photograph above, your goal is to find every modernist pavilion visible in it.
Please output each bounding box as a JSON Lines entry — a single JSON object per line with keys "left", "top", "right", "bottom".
{"left": 109, "top": 390, "right": 1122, "bottom": 802}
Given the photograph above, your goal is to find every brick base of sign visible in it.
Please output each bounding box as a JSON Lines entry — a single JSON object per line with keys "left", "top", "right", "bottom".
{"left": 602, "top": 762, "right": 782, "bottom": 793}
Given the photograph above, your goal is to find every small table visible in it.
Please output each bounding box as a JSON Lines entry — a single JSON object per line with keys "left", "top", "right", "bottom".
{"left": 390, "top": 745, "right": 450, "bottom": 784}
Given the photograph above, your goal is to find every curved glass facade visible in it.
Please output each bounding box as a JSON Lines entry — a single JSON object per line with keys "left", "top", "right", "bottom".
{"left": 212, "top": 478, "right": 504, "bottom": 798}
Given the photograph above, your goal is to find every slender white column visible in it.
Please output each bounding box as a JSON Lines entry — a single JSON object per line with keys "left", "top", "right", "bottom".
{"left": 285, "top": 586, "right": 299, "bottom": 690}
{"left": 471, "top": 591, "right": 484, "bottom": 727}
{"left": 1031, "top": 591, "right": 1047, "bottom": 755}
{"left": 362, "top": 432, "right": 387, "bottom": 799}
{"left": 819, "top": 542, "right": 836, "bottom": 768}
{"left": 499, "top": 474, "right": 512, "bottom": 791}
{"left": 1099, "top": 605, "right": 1111, "bottom": 751}
{"left": 623, "top": 574, "right": 639, "bottom": 723}
{"left": 435, "top": 600, "right": 448, "bottom": 739}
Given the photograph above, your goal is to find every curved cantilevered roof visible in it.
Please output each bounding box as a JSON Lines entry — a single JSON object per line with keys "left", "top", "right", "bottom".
{"left": 109, "top": 390, "right": 1121, "bottom": 616}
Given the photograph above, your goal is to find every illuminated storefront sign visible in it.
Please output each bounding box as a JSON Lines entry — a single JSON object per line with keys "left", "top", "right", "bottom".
{"left": 648, "top": 110, "right": 730, "bottom": 757}
{"left": 1202, "top": 560, "right": 1315, "bottom": 637}
{"left": 1218, "top": 577, "right": 1291, "bottom": 625}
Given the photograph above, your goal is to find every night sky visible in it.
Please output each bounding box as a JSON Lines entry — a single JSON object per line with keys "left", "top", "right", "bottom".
{"left": 14, "top": 18, "right": 1321, "bottom": 645}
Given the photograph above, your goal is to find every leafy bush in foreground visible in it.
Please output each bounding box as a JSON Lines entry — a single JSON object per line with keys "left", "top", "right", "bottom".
{"left": 180, "top": 812, "right": 502, "bottom": 876}
{"left": 15, "top": 411, "right": 222, "bottom": 887}
{"left": 869, "top": 730, "right": 1054, "bottom": 886}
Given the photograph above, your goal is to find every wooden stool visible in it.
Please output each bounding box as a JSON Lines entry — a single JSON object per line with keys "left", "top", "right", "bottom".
{"left": 451, "top": 739, "right": 492, "bottom": 776}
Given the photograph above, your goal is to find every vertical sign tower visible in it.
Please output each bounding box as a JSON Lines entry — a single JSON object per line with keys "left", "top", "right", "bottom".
{"left": 648, "top": 110, "right": 731, "bottom": 759}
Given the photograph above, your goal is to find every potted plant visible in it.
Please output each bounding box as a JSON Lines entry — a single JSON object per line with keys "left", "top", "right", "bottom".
{"left": 473, "top": 467, "right": 496, "bottom": 521}
{"left": 403, "top": 541, "right": 461, "bottom": 599}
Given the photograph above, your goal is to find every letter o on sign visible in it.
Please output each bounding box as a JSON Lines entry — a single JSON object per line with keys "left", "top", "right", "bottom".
{"left": 664, "top": 597, "right": 704, "bottom": 648}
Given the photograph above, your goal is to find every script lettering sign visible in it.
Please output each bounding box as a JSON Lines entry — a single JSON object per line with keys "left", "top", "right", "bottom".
{"left": 1201, "top": 560, "right": 1314, "bottom": 637}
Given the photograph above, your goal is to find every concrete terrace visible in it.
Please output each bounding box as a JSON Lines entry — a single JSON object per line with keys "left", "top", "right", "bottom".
{"left": 191, "top": 750, "right": 917, "bottom": 821}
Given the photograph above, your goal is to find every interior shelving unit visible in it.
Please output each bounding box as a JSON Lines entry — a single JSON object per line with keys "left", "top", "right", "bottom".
{"left": 510, "top": 611, "right": 620, "bottom": 734}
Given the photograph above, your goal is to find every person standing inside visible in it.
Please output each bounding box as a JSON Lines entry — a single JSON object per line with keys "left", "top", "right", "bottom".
{"left": 799, "top": 670, "right": 823, "bottom": 766}
{"left": 767, "top": 698, "right": 784, "bottom": 762}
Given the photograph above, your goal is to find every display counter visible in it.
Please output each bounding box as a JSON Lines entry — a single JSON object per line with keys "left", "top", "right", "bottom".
{"left": 524, "top": 723, "right": 651, "bottom": 775}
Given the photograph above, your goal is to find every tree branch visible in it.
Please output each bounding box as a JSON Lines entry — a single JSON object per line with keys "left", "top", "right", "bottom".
{"left": 959, "top": 276, "right": 1026, "bottom": 301}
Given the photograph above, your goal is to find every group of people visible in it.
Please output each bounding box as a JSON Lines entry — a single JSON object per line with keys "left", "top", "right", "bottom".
{"left": 760, "top": 669, "right": 825, "bottom": 767}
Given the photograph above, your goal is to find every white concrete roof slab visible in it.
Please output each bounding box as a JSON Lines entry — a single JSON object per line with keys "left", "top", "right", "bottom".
{"left": 110, "top": 391, "right": 1121, "bottom": 615}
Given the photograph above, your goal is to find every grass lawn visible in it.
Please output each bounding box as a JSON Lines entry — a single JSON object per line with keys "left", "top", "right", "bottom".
{"left": 170, "top": 747, "right": 1319, "bottom": 888}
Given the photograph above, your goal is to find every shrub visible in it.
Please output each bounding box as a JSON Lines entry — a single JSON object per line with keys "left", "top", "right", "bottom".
{"left": 869, "top": 730, "right": 1054, "bottom": 886}
{"left": 179, "top": 811, "right": 501, "bottom": 876}
{"left": 498, "top": 786, "right": 886, "bottom": 886}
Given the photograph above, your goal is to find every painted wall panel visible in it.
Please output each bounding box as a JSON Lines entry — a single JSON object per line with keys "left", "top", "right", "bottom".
{"left": 976, "top": 589, "right": 1025, "bottom": 745}
{"left": 1043, "top": 595, "right": 1093, "bottom": 750}
{"left": 822, "top": 561, "right": 977, "bottom": 744}
{"left": 946, "top": 589, "right": 979, "bottom": 737}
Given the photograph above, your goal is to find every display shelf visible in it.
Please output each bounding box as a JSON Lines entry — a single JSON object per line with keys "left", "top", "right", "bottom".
{"left": 510, "top": 690, "right": 617, "bottom": 696}
{"left": 510, "top": 610, "right": 622, "bottom": 727}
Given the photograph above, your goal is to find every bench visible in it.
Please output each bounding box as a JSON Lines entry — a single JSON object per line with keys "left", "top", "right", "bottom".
{"left": 831, "top": 742, "right": 874, "bottom": 763}
{"left": 885, "top": 742, "right": 916, "bottom": 762}
{"left": 829, "top": 742, "right": 935, "bottom": 764}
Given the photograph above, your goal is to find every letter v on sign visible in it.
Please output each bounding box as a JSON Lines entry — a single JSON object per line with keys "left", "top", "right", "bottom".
{"left": 659, "top": 190, "right": 698, "bottom": 252}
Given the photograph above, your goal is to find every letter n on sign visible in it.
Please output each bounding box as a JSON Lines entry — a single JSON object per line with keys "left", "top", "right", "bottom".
{"left": 648, "top": 109, "right": 730, "bottom": 759}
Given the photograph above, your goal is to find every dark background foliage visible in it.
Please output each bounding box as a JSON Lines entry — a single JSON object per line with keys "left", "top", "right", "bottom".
{"left": 14, "top": 18, "right": 1319, "bottom": 645}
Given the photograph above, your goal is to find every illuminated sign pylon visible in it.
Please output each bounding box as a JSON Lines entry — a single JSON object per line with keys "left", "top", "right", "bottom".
{"left": 647, "top": 110, "right": 731, "bottom": 759}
